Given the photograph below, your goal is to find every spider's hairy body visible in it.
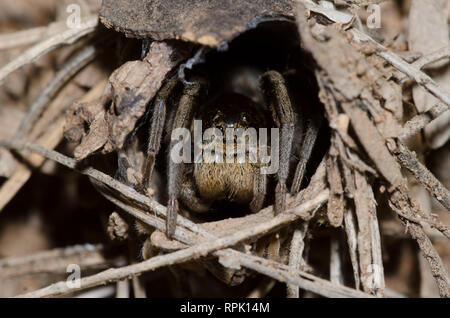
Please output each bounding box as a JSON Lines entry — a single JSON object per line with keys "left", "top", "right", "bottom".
{"left": 192, "top": 92, "right": 269, "bottom": 205}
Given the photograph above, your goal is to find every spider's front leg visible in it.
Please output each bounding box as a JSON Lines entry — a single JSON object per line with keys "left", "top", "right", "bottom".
{"left": 142, "top": 78, "right": 179, "bottom": 190}
{"left": 250, "top": 149, "right": 268, "bottom": 212}
{"left": 166, "top": 80, "right": 204, "bottom": 238}
{"left": 260, "top": 70, "right": 296, "bottom": 215}
{"left": 250, "top": 168, "right": 267, "bottom": 212}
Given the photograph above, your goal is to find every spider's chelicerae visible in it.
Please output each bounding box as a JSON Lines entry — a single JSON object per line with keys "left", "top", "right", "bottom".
{"left": 140, "top": 23, "right": 324, "bottom": 239}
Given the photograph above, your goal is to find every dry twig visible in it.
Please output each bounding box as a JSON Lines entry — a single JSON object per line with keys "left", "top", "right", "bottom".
{"left": 412, "top": 46, "right": 450, "bottom": 71}
{"left": 0, "top": 244, "right": 124, "bottom": 279}
{"left": 329, "top": 237, "right": 343, "bottom": 285}
{"left": 389, "top": 139, "right": 450, "bottom": 212}
{"left": 389, "top": 190, "right": 450, "bottom": 297}
{"left": 14, "top": 44, "right": 100, "bottom": 138}
{"left": 352, "top": 30, "right": 450, "bottom": 108}
{"left": 287, "top": 223, "right": 309, "bottom": 298}
{"left": 400, "top": 102, "right": 448, "bottom": 141}
{"left": 0, "top": 15, "right": 98, "bottom": 85}
{"left": 0, "top": 21, "right": 70, "bottom": 51}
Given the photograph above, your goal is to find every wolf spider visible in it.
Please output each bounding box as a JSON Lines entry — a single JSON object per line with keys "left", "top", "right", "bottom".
{"left": 141, "top": 67, "right": 322, "bottom": 238}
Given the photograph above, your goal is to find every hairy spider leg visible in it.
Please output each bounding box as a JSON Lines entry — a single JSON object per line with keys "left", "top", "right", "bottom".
{"left": 142, "top": 78, "right": 178, "bottom": 190}
{"left": 250, "top": 163, "right": 267, "bottom": 213}
{"left": 260, "top": 70, "right": 296, "bottom": 215}
{"left": 291, "top": 112, "right": 323, "bottom": 194}
{"left": 166, "top": 80, "right": 204, "bottom": 238}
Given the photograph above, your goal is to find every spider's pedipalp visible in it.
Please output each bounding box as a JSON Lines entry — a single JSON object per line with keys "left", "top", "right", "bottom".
{"left": 250, "top": 166, "right": 267, "bottom": 213}
{"left": 179, "top": 178, "right": 212, "bottom": 213}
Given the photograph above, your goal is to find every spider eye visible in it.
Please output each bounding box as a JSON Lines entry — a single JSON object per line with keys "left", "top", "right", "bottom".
{"left": 240, "top": 113, "right": 248, "bottom": 124}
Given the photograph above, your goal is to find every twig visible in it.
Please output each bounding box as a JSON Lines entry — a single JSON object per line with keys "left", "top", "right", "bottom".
{"left": 330, "top": 237, "right": 343, "bottom": 285}
{"left": 286, "top": 159, "right": 327, "bottom": 297}
{"left": 368, "top": 198, "right": 385, "bottom": 296}
{"left": 326, "top": 149, "right": 345, "bottom": 227}
{"left": 406, "top": 221, "right": 450, "bottom": 298}
{"left": 389, "top": 190, "right": 450, "bottom": 297}
{"left": 0, "top": 244, "right": 101, "bottom": 267}
{"left": 400, "top": 102, "right": 449, "bottom": 140}
{"left": 352, "top": 29, "right": 450, "bottom": 108}
{"left": 389, "top": 139, "right": 450, "bottom": 212}
{"left": 380, "top": 219, "right": 447, "bottom": 241}
{"left": 0, "top": 21, "right": 69, "bottom": 51}
{"left": 418, "top": 251, "right": 439, "bottom": 298}
{"left": 353, "top": 171, "right": 375, "bottom": 294}
{"left": 14, "top": 45, "right": 99, "bottom": 138}
{"left": 388, "top": 200, "right": 450, "bottom": 240}
{"left": 116, "top": 281, "right": 130, "bottom": 298}
{"left": 127, "top": 241, "right": 147, "bottom": 299}
{"left": 412, "top": 46, "right": 450, "bottom": 70}
{"left": 286, "top": 222, "right": 309, "bottom": 298}
{"left": 74, "top": 286, "right": 116, "bottom": 298}
{"left": 0, "top": 244, "right": 123, "bottom": 278}
{"left": 343, "top": 207, "right": 361, "bottom": 290}
{"left": 0, "top": 15, "right": 98, "bottom": 85}
{"left": 340, "top": 160, "right": 360, "bottom": 292}
{"left": 131, "top": 277, "right": 146, "bottom": 298}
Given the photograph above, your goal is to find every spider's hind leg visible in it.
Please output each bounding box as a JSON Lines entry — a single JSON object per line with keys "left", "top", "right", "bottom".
{"left": 291, "top": 113, "right": 323, "bottom": 194}
{"left": 260, "top": 70, "right": 296, "bottom": 215}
